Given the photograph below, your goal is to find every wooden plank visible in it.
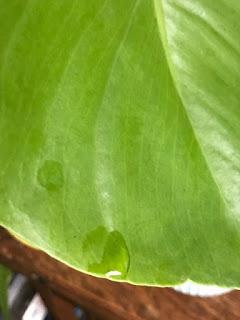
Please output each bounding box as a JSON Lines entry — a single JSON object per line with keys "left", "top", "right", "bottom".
{"left": 32, "top": 280, "right": 97, "bottom": 320}
{"left": 0, "top": 228, "right": 239, "bottom": 320}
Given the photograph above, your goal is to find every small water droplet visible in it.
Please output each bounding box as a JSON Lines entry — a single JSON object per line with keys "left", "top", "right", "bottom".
{"left": 105, "top": 270, "right": 122, "bottom": 277}
{"left": 82, "top": 227, "right": 130, "bottom": 280}
{"left": 37, "top": 160, "right": 64, "bottom": 191}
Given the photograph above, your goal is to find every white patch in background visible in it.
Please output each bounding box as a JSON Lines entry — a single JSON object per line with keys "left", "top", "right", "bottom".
{"left": 173, "top": 280, "right": 232, "bottom": 297}
{"left": 22, "top": 294, "right": 47, "bottom": 320}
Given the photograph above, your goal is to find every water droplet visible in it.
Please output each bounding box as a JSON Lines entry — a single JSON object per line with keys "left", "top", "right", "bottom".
{"left": 105, "top": 270, "right": 122, "bottom": 277}
{"left": 37, "top": 160, "right": 64, "bottom": 191}
{"left": 82, "top": 227, "right": 130, "bottom": 280}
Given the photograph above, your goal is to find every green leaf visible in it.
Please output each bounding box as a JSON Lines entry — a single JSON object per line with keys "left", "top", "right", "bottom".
{"left": 0, "top": 0, "right": 240, "bottom": 287}
{"left": 0, "top": 265, "right": 10, "bottom": 320}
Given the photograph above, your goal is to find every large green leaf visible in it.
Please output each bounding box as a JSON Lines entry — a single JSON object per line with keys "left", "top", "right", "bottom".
{"left": 0, "top": 0, "right": 240, "bottom": 287}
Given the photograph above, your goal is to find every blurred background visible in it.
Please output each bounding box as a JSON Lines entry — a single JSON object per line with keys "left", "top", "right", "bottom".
{"left": 0, "top": 272, "right": 89, "bottom": 320}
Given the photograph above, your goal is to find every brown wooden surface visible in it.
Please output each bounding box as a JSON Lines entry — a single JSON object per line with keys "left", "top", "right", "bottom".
{"left": 0, "top": 228, "right": 239, "bottom": 320}
{"left": 33, "top": 281, "right": 78, "bottom": 320}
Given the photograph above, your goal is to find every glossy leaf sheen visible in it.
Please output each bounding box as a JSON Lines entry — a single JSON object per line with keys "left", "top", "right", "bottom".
{"left": 0, "top": 0, "right": 240, "bottom": 287}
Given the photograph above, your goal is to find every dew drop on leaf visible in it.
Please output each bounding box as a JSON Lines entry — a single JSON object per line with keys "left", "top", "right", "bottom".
{"left": 37, "top": 160, "right": 64, "bottom": 191}
{"left": 82, "top": 227, "right": 130, "bottom": 279}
